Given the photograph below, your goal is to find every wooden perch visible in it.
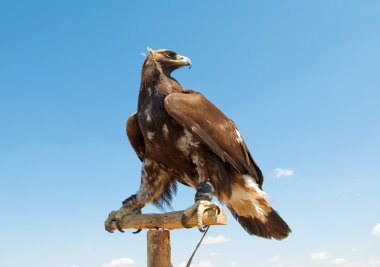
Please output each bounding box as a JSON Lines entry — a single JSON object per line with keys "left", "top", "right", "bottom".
{"left": 107, "top": 208, "right": 227, "bottom": 232}
{"left": 147, "top": 230, "right": 171, "bottom": 267}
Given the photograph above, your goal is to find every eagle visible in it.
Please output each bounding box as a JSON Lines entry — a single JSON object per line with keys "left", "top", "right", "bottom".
{"left": 105, "top": 48, "right": 291, "bottom": 240}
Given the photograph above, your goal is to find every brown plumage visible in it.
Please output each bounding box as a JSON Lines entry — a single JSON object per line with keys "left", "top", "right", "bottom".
{"left": 125, "top": 48, "right": 291, "bottom": 239}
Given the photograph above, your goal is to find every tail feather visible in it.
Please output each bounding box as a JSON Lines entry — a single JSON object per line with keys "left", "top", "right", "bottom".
{"left": 231, "top": 208, "right": 291, "bottom": 240}
{"left": 225, "top": 175, "right": 291, "bottom": 240}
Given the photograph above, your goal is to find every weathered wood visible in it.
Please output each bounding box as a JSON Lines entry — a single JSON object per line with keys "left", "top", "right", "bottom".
{"left": 147, "top": 230, "right": 171, "bottom": 267}
{"left": 108, "top": 208, "right": 227, "bottom": 232}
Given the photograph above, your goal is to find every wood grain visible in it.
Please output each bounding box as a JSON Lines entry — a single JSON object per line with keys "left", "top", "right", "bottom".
{"left": 147, "top": 230, "right": 171, "bottom": 267}
{"left": 108, "top": 208, "right": 227, "bottom": 232}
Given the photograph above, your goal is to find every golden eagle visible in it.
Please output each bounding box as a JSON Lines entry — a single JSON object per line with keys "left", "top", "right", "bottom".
{"left": 105, "top": 48, "right": 291, "bottom": 240}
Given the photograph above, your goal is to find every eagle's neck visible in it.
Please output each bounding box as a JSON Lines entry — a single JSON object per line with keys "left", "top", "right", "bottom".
{"left": 140, "top": 58, "right": 161, "bottom": 87}
{"left": 140, "top": 57, "right": 183, "bottom": 94}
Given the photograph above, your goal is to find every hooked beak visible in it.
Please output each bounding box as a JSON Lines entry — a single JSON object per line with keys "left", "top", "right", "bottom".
{"left": 178, "top": 55, "right": 192, "bottom": 69}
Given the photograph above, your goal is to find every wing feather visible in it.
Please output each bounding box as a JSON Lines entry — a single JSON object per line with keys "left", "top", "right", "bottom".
{"left": 164, "top": 92, "right": 263, "bottom": 186}
{"left": 126, "top": 112, "right": 145, "bottom": 161}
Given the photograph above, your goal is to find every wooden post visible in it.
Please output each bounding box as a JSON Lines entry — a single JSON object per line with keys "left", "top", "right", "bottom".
{"left": 106, "top": 207, "right": 227, "bottom": 267}
{"left": 147, "top": 230, "right": 172, "bottom": 267}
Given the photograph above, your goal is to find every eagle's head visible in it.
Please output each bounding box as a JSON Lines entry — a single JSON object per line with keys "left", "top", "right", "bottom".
{"left": 147, "top": 48, "right": 192, "bottom": 74}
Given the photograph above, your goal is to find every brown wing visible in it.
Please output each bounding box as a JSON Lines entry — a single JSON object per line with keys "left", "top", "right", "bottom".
{"left": 164, "top": 92, "right": 263, "bottom": 187}
{"left": 126, "top": 112, "right": 145, "bottom": 161}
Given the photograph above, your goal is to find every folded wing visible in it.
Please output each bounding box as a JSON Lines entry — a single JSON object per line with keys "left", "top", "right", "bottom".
{"left": 164, "top": 92, "right": 263, "bottom": 187}
{"left": 126, "top": 112, "right": 145, "bottom": 161}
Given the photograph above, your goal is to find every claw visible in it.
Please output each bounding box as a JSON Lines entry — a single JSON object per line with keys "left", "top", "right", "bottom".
{"left": 215, "top": 205, "right": 221, "bottom": 215}
{"left": 104, "top": 210, "right": 117, "bottom": 233}
{"left": 132, "top": 229, "right": 142, "bottom": 234}
{"left": 104, "top": 203, "right": 142, "bottom": 233}
{"left": 105, "top": 225, "right": 114, "bottom": 233}
{"left": 115, "top": 219, "right": 125, "bottom": 233}
{"left": 183, "top": 200, "right": 220, "bottom": 232}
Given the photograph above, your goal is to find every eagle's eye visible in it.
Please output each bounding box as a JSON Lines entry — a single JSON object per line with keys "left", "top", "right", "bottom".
{"left": 164, "top": 51, "right": 177, "bottom": 58}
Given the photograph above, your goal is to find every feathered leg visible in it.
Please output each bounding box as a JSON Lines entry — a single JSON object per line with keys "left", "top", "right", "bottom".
{"left": 182, "top": 152, "right": 221, "bottom": 232}
{"left": 105, "top": 158, "right": 172, "bottom": 233}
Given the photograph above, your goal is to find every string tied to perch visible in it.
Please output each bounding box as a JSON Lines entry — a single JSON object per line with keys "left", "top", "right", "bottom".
{"left": 186, "top": 225, "right": 211, "bottom": 267}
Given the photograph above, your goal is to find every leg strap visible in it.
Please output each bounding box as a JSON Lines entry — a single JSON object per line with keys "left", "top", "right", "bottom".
{"left": 195, "top": 182, "right": 213, "bottom": 201}
{"left": 122, "top": 194, "right": 144, "bottom": 212}
{"left": 122, "top": 194, "right": 137, "bottom": 205}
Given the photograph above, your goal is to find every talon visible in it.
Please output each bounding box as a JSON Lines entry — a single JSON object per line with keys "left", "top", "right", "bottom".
{"left": 115, "top": 219, "right": 125, "bottom": 233}
{"left": 132, "top": 229, "right": 142, "bottom": 234}
{"left": 105, "top": 225, "right": 114, "bottom": 233}
{"left": 183, "top": 200, "right": 221, "bottom": 232}
{"left": 105, "top": 210, "right": 117, "bottom": 233}
{"left": 105, "top": 196, "right": 144, "bottom": 234}
{"left": 215, "top": 206, "right": 221, "bottom": 215}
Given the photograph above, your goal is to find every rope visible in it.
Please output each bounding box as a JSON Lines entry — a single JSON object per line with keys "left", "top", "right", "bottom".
{"left": 186, "top": 226, "right": 210, "bottom": 267}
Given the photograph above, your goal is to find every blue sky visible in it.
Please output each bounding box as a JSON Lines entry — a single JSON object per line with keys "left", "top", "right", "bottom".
{"left": 1, "top": 1, "right": 379, "bottom": 267}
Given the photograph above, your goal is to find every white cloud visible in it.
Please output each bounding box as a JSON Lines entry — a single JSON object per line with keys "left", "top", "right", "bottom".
{"left": 203, "top": 235, "right": 230, "bottom": 245}
{"left": 103, "top": 258, "right": 135, "bottom": 267}
{"left": 208, "top": 252, "right": 221, "bottom": 257}
{"left": 330, "top": 258, "right": 380, "bottom": 267}
{"left": 274, "top": 168, "right": 294, "bottom": 178}
{"left": 310, "top": 251, "right": 330, "bottom": 261}
{"left": 269, "top": 256, "right": 279, "bottom": 262}
{"left": 372, "top": 223, "right": 380, "bottom": 237}
{"left": 229, "top": 262, "right": 237, "bottom": 266}
{"left": 333, "top": 258, "right": 352, "bottom": 266}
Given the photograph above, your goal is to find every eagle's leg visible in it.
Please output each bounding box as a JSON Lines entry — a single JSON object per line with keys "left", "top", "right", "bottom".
{"left": 105, "top": 158, "right": 171, "bottom": 233}
{"left": 182, "top": 151, "right": 221, "bottom": 231}
{"left": 182, "top": 183, "right": 221, "bottom": 231}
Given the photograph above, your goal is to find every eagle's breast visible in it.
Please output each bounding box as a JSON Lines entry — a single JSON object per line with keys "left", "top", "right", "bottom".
{"left": 137, "top": 86, "right": 199, "bottom": 178}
